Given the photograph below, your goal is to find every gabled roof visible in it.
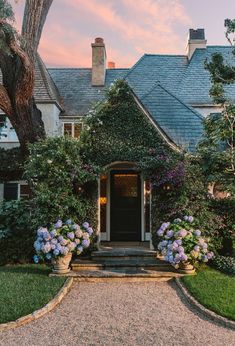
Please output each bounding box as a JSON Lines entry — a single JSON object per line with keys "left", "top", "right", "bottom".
{"left": 140, "top": 83, "right": 204, "bottom": 151}
{"left": 177, "top": 46, "right": 235, "bottom": 105}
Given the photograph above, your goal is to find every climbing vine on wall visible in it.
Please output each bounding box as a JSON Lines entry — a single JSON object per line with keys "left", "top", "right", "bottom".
{"left": 81, "top": 79, "right": 183, "bottom": 187}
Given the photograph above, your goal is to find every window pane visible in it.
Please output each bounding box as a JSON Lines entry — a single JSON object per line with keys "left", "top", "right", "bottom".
{"left": 20, "top": 184, "right": 31, "bottom": 199}
{"left": 4, "top": 183, "right": 18, "bottom": 201}
{"left": 74, "top": 123, "right": 82, "bottom": 139}
{"left": 63, "top": 123, "right": 72, "bottom": 136}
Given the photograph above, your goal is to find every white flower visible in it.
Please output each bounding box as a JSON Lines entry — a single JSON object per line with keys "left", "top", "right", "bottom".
{"left": 82, "top": 232, "right": 90, "bottom": 240}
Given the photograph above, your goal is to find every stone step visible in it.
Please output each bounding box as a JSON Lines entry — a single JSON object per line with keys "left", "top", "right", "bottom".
{"left": 71, "top": 259, "right": 171, "bottom": 271}
{"left": 91, "top": 248, "right": 157, "bottom": 261}
{"left": 51, "top": 269, "right": 185, "bottom": 282}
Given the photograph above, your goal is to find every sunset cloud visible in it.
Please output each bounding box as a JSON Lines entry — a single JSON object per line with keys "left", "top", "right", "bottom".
{"left": 11, "top": 0, "right": 193, "bottom": 67}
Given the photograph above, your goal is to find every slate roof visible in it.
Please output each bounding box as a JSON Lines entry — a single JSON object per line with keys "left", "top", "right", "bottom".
{"left": 140, "top": 83, "right": 204, "bottom": 152}
{"left": 47, "top": 46, "right": 235, "bottom": 151}
{"left": 48, "top": 68, "right": 128, "bottom": 116}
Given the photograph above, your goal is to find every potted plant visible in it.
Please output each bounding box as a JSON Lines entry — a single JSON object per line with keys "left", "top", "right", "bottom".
{"left": 156, "top": 216, "right": 214, "bottom": 273}
{"left": 33, "top": 219, "right": 93, "bottom": 274}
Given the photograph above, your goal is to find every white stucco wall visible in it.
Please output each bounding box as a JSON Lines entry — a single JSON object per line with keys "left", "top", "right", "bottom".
{"left": 0, "top": 103, "right": 61, "bottom": 150}
{"left": 193, "top": 106, "right": 222, "bottom": 118}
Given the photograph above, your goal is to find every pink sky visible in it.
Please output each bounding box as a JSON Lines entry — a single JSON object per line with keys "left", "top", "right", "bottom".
{"left": 10, "top": 0, "right": 235, "bottom": 68}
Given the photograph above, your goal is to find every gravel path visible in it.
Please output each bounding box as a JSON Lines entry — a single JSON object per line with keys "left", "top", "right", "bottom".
{"left": 0, "top": 281, "right": 234, "bottom": 346}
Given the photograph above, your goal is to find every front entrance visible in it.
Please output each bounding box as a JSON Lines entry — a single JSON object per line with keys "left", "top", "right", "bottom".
{"left": 110, "top": 170, "right": 141, "bottom": 241}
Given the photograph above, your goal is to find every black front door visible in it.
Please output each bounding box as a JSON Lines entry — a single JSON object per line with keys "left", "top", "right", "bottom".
{"left": 110, "top": 170, "right": 141, "bottom": 241}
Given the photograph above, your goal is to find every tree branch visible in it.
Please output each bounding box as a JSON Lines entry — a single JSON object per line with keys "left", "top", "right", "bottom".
{"left": 22, "top": 0, "right": 53, "bottom": 61}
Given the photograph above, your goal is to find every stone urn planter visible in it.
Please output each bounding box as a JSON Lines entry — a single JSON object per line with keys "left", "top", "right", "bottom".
{"left": 178, "top": 262, "right": 196, "bottom": 274}
{"left": 51, "top": 253, "right": 72, "bottom": 274}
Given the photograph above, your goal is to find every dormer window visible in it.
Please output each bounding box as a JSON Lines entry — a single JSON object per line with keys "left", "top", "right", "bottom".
{"left": 63, "top": 122, "right": 82, "bottom": 139}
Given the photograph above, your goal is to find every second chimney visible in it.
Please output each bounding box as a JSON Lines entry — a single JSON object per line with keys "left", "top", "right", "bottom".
{"left": 91, "top": 37, "right": 106, "bottom": 86}
{"left": 186, "top": 29, "right": 207, "bottom": 60}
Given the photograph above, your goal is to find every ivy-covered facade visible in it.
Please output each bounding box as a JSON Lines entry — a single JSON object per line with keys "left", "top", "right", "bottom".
{"left": 1, "top": 30, "right": 235, "bottom": 248}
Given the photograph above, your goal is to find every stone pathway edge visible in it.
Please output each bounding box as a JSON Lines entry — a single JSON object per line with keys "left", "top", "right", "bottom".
{"left": 0, "top": 277, "right": 74, "bottom": 332}
{"left": 175, "top": 278, "right": 235, "bottom": 331}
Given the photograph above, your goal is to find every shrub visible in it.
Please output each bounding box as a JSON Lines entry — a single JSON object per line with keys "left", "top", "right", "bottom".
{"left": 0, "top": 200, "right": 35, "bottom": 265}
{"left": 24, "top": 136, "right": 99, "bottom": 226}
{"left": 212, "top": 255, "right": 235, "bottom": 275}
{"left": 156, "top": 215, "right": 214, "bottom": 267}
{"left": 33, "top": 219, "right": 94, "bottom": 263}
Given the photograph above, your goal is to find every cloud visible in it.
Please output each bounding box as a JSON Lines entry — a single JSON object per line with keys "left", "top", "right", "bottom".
{"left": 10, "top": 0, "right": 193, "bottom": 67}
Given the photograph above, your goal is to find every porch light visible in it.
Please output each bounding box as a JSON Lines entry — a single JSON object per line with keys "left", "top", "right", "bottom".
{"left": 99, "top": 197, "right": 107, "bottom": 205}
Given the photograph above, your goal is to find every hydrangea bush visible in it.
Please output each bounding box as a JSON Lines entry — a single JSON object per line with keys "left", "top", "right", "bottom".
{"left": 157, "top": 216, "right": 214, "bottom": 267}
{"left": 33, "top": 219, "right": 93, "bottom": 263}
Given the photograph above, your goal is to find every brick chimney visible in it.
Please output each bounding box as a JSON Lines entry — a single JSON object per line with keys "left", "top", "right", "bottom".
{"left": 91, "top": 37, "right": 106, "bottom": 86}
{"left": 186, "top": 29, "right": 207, "bottom": 60}
{"left": 108, "top": 61, "right": 115, "bottom": 69}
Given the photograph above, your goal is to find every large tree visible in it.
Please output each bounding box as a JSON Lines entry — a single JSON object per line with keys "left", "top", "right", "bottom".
{"left": 199, "top": 19, "right": 235, "bottom": 195}
{"left": 0, "top": 0, "right": 53, "bottom": 153}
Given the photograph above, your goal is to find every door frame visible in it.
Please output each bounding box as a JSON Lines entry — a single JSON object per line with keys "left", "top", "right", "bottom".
{"left": 98, "top": 163, "right": 149, "bottom": 242}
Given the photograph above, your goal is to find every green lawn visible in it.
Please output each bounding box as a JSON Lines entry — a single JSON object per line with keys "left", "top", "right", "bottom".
{"left": 182, "top": 266, "right": 235, "bottom": 321}
{"left": 0, "top": 264, "right": 66, "bottom": 324}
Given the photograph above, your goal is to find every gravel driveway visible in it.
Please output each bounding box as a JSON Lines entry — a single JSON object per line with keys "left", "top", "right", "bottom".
{"left": 0, "top": 281, "right": 234, "bottom": 346}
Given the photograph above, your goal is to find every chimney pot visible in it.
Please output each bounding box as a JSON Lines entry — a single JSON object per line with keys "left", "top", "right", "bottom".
{"left": 108, "top": 61, "right": 115, "bottom": 68}
{"left": 95, "top": 37, "right": 104, "bottom": 44}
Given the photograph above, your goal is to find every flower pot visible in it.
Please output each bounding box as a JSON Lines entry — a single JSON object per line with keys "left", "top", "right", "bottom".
{"left": 178, "top": 262, "right": 195, "bottom": 274}
{"left": 51, "top": 253, "right": 72, "bottom": 274}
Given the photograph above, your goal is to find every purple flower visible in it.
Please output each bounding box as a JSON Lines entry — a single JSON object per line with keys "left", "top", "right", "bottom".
{"left": 184, "top": 216, "right": 189, "bottom": 221}
{"left": 157, "top": 229, "right": 164, "bottom": 237}
{"left": 53, "top": 248, "right": 60, "bottom": 256}
{"left": 55, "top": 220, "right": 63, "bottom": 229}
{"left": 87, "top": 227, "right": 93, "bottom": 235}
{"left": 207, "top": 252, "right": 214, "bottom": 260}
{"left": 166, "top": 230, "right": 174, "bottom": 238}
{"left": 82, "top": 239, "right": 90, "bottom": 248}
{"left": 180, "top": 254, "right": 188, "bottom": 262}
{"left": 82, "top": 222, "right": 89, "bottom": 229}
{"left": 77, "top": 246, "right": 83, "bottom": 254}
{"left": 67, "top": 232, "right": 75, "bottom": 240}
{"left": 194, "top": 229, "right": 201, "bottom": 237}
{"left": 188, "top": 216, "right": 194, "bottom": 223}
{"left": 175, "top": 239, "right": 182, "bottom": 246}
{"left": 50, "top": 230, "right": 57, "bottom": 237}
{"left": 194, "top": 245, "right": 200, "bottom": 252}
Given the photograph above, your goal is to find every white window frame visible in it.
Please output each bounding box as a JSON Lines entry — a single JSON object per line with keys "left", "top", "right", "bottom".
{"left": 62, "top": 122, "right": 83, "bottom": 138}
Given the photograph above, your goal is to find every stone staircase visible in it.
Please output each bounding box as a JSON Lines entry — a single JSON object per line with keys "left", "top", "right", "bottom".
{"left": 69, "top": 247, "right": 185, "bottom": 282}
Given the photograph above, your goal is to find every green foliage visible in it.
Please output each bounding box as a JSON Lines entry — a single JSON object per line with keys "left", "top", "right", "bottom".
{"left": 0, "top": 0, "right": 14, "bottom": 22}
{"left": 24, "top": 136, "right": 99, "bottom": 226}
{"left": 202, "top": 19, "right": 235, "bottom": 196}
{"left": 212, "top": 256, "right": 235, "bottom": 275}
{"left": 0, "top": 147, "right": 24, "bottom": 182}
{"left": 81, "top": 79, "right": 182, "bottom": 189}
{"left": 182, "top": 266, "right": 235, "bottom": 320}
{"left": 0, "top": 200, "right": 35, "bottom": 265}
{"left": 0, "top": 264, "right": 65, "bottom": 324}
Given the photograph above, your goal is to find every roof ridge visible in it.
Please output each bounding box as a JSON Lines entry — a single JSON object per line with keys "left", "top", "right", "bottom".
{"left": 158, "top": 83, "right": 204, "bottom": 120}
{"left": 124, "top": 54, "right": 147, "bottom": 79}
{"left": 142, "top": 81, "right": 204, "bottom": 121}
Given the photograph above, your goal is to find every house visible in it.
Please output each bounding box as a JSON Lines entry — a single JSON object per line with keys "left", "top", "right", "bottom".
{"left": 0, "top": 28, "right": 234, "bottom": 244}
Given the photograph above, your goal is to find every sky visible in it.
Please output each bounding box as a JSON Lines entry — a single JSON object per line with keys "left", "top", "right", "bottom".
{"left": 10, "top": 0, "right": 235, "bottom": 68}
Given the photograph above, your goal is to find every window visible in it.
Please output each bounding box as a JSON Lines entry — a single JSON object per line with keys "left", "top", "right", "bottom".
{"left": 0, "top": 115, "right": 7, "bottom": 138}
{"left": 3, "top": 182, "right": 30, "bottom": 201}
{"left": 3, "top": 183, "right": 18, "bottom": 201}
{"left": 63, "top": 122, "right": 82, "bottom": 139}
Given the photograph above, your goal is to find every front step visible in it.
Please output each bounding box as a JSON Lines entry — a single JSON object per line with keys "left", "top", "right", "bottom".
{"left": 72, "top": 258, "right": 171, "bottom": 271}
{"left": 91, "top": 248, "right": 157, "bottom": 261}
{"left": 52, "top": 269, "right": 185, "bottom": 282}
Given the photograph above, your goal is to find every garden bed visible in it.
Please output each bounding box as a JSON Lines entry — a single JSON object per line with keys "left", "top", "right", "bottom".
{"left": 0, "top": 264, "right": 66, "bottom": 324}
{"left": 182, "top": 266, "right": 235, "bottom": 321}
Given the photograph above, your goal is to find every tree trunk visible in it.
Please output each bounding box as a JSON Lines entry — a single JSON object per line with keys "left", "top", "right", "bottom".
{"left": 0, "top": 0, "right": 54, "bottom": 155}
